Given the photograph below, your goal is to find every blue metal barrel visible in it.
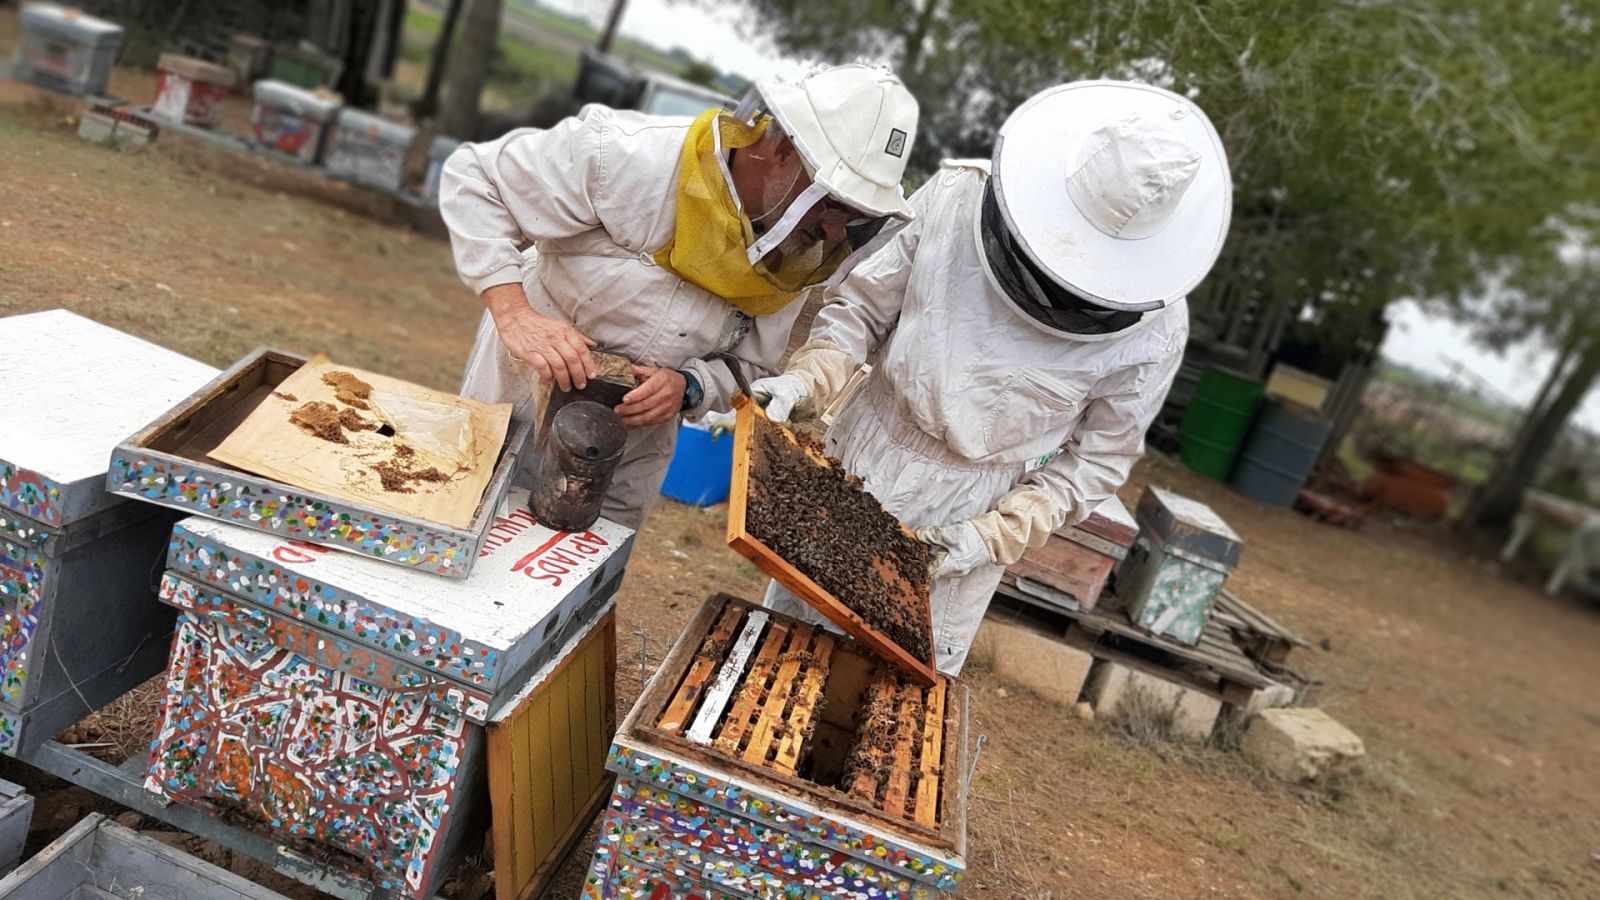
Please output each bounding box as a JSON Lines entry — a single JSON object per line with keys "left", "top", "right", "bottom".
{"left": 1229, "top": 399, "right": 1332, "bottom": 507}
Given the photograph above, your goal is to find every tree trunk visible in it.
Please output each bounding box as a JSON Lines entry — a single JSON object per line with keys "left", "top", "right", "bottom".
{"left": 1464, "top": 339, "right": 1600, "bottom": 532}
{"left": 900, "top": 0, "right": 943, "bottom": 81}
{"left": 437, "top": 0, "right": 502, "bottom": 139}
{"left": 597, "top": 0, "right": 628, "bottom": 54}
{"left": 415, "top": 0, "right": 468, "bottom": 120}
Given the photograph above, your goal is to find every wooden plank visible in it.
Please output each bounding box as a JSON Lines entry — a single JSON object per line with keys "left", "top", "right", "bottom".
{"left": 508, "top": 690, "right": 539, "bottom": 888}
{"left": 914, "top": 680, "right": 946, "bottom": 828}
{"left": 686, "top": 610, "right": 769, "bottom": 744}
{"left": 772, "top": 629, "right": 834, "bottom": 776}
{"left": 742, "top": 624, "right": 813, "bottom": 767}
{"left": 881, "top": 683, "right": 921, "bottom": 817}
{"left": 713, "top": 620, "right": 789, "bottom": 755}
{"left": 487, "top": 697, "right": 521, "bottom": 900}
{"left": 726, "top": 395, "right": 938, "bottom": 686}
{"left": 565, "top": 635, "right": 590, "bottom": 834}
{"left": 657, "top": 605, "right": 746, "bottom": 733}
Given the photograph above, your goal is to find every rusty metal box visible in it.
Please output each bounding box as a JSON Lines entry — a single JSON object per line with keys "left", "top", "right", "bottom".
{"left": 143, "top": 492, "right": 632, "bottom": 898}
{"left": 107, "top": 348, "right": 534, "bottom": 579}
{"left": 0, "top": 310, "right": 218, "bottom": 753}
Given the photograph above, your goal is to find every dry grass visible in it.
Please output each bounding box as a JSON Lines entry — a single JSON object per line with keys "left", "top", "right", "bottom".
{"left": 57, "top": 677, "right": 165, "bottom": 763}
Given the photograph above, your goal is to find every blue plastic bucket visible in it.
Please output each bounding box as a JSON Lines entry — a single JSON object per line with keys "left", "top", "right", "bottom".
{"left": 660, "top": 420, "right": 734, "bottom": 506}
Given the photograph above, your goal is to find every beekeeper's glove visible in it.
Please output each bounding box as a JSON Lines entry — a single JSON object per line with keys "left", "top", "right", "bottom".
{"left": 751, "top": 340, "right": 857, "bottom": 424}
{"left": 917, "top": 521, "right": 990, "bottom": 580}
{"left": 750, "top": 373, "right": 810, "bottom": 424}
{"left": 918, "top": 487, "right": 1063, "bottom": 579}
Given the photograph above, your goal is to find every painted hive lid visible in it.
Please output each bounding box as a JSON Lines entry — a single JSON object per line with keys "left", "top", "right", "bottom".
{"left": 163, "top": 489, "right": 634, "bottom": 695}
{"left": 252, "top": 79, "right": 343, "bottom": 120}
{"left": 157, "top": 53, "right": 237, "bottom": 87}
{"left": 335, "top": 107, "right": 417, "bottom": 146}
{"left": 20, "top": 3, "right": 124, "bottom": 42}
{"left": 0, "top": 310, "right": 217, "bottom": 528}
{"left": 1134, "top": 486, "right": 1243, "bottom": 569}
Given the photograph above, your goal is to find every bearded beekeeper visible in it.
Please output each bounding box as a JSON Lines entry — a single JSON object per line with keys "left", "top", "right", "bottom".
{"left": 439, "top": 65, "right": 918, "bottom": 528}
{"left": 753, "top": 80, "right": 1232, "bottom": 674}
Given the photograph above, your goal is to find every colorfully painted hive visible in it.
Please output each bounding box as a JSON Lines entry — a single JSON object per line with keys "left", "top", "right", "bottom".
{"left": 144, "top": 494, "right": 633, "bottom": 898}
{"left": 107, "top": 348, "right": 534, "bottom": 580}
{"left": 585, "top": 594, "right": 967, "bottom": 898}
{"left": 0, "top": 310, "right": 217, "bottom": 753}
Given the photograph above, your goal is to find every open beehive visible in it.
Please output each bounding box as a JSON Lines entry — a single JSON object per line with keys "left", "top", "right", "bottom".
{"left": 727, "top": 395, "right": 938, "bottom": 685}
{"left": 636, "top": 594, "right": 960, "bottom": 838}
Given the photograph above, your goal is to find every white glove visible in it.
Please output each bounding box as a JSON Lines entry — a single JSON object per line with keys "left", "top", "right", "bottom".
{"left": 916, "top": 520, "right": 992, "bottom": 580}
{"left": 750, "top": 373, "right": 811, "bottom": 424}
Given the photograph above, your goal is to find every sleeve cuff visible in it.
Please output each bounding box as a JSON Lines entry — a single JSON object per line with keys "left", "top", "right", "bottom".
{"left": 468, "top": 262, "right": 526, "bottom": 295}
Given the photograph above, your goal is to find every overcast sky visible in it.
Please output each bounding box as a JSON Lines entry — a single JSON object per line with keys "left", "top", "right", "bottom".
{"left": 549, "top": 0, "right": 1600, "bottom": 432}
{"left": 542, "top": 0, "right": 808, "bottom": 80}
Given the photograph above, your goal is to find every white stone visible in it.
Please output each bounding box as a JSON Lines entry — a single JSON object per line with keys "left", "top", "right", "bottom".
{"left": 1085, "top": 661, "right": 1221, "bottom": 740}
{"left": 1242, "top": 707, "right": 1365, "bottom": 781}
{"left": 1245, "top": 680, "right": 1297, "bottom": 715}
{"left": 969, "top": 615, "right": 1094, "bottom": 706}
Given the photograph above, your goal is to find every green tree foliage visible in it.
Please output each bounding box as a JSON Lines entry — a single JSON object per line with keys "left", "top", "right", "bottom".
{"left": 698, "top": 0, "right": 1592, "bottom": 356}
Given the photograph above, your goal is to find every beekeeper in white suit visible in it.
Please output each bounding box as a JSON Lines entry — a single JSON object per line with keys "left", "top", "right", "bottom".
{"left": 440, "top": 65, "right": 918, "bottom": 529}
{"left": 753, "top": 80, "right": 1232, "bottom": 675}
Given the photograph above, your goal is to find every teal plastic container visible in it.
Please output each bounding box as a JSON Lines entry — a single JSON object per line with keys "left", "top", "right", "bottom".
{"left": 1180, "top": 368, "right": 1265, "bottom": 480}
{"left": 660, "top": 421, "right": 733, "bottom": 506}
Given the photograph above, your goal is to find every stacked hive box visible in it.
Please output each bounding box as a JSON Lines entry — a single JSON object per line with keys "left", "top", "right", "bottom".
{"left": 1114, "top": 488, "right": 1243, "bottom": 646}
{"left": 151, "top": 54, "right": 236, "bottom": 128}
{"left": 326, "top": 108, "right": 417, "bottom": 191}
{"left": 12, "top": 3, "right": 123, "bottom": 97}
{"left": 1005, "top": 495, "right": 1139, "bottom": 611}
{"left": 586, "top": 594, "right": 967, "bottom": 897}
{"left": 249, "top": 79, "right": 342, "bottom": 163}
{"left": 143, "top": 496, "right": 633, "bottom": 897}
{"left": 0, "top": 311, "right": 216, "bottom": 753}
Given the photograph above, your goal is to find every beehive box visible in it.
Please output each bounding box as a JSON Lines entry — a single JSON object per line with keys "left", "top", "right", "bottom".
{"left": 0, "top": 310, "right": 217, "bottom": 754}
{"left": 143, "top": 494, "right": 632, "bottom": 898}
{"left": 249, "top": 79, "right": 341, "bottom": 163}
{"left": 77, "top": 104, "right": 158, "bottom": 147}
{"left": 0, "top": 813, "right": 287, "bottom": 899}
{"left": 151, "top": 54, "right": 236, "bottom": 128}
{"left": 423, "top": 135, "right": 462, "bottom": 202}
{"left": 107, "top": 348, "right": 534, "bottom": 579}
{"left": 325, "top": 108, "right": 416, "bottom": 191}
{"left": 12, "top": 2, "right": 122, "bottom": 97}
{"left": 486, "top": 605, "right": 617, "bottom": 900}
{"left": 1117, "top": 488, "right": 1243, "bottom": 646}
{"left": 586, "top": 594, "right": 966, "bottom": 898}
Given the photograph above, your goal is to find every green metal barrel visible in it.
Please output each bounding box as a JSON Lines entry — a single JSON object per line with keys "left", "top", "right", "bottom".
{"left": 1180, "top": 368, "right": 1265, "bottom": 480}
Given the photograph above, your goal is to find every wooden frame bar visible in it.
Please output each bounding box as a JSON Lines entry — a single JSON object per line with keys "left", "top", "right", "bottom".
{"left": 725, "top": 395, "right": 938, "bottom": 685}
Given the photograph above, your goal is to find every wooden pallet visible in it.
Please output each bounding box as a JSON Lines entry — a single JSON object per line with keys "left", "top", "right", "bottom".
{"left": 726, "top": 395, "right": 937, "bottom": 685}
{"left": 651, "top": 598, "right": 947, "bottom": 828}
{"left": 992, "top": 584, "right": 1275, "bottom": 708}
{"left": 1213, "top": 589, "right": 1309, "bottom": 666}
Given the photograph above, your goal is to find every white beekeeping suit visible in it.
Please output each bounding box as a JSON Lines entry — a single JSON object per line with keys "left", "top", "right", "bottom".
{"left": 440, "top": 65, "right": 919, "bottom": 529}
{"left": 754, "top": 81, "right": 1233, "bottom": 675}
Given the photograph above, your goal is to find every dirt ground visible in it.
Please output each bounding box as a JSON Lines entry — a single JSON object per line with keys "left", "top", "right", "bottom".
{"left": 2, "top": 36, "right": 1598, "bottom": 900}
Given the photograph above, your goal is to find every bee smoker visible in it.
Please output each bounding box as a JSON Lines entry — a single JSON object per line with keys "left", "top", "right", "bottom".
{"left": 529, "top": 400, "right": 628, "bottom": 532}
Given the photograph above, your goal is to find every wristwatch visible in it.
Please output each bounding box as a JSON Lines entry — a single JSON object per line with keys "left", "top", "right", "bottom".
{"left": 678, "top": 369, "right": 703, "bottom": 412}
